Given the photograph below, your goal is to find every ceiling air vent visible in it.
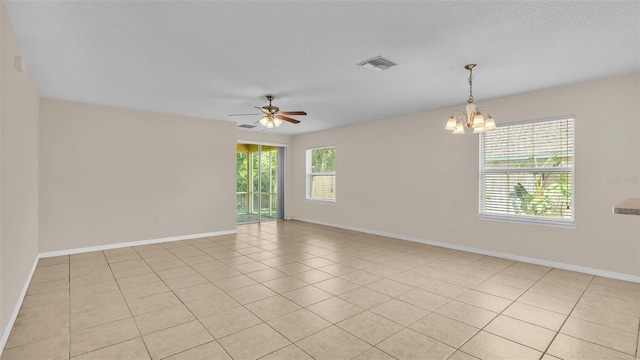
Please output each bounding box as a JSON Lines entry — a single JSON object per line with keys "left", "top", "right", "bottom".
{"left": 358, "top": 56, "right": 396, "bottom": 72}
{"left": 238, "top": 124, "right": 257, "bottom": 129}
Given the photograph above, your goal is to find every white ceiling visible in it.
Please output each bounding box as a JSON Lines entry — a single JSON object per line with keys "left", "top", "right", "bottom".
{"left": 4, "top": 1, "right": 639, "bottom": 135}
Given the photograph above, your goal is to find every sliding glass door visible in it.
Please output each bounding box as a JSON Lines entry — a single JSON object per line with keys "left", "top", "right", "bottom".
{"left": 236, "top": 143, "right": 284, "bottom": 224}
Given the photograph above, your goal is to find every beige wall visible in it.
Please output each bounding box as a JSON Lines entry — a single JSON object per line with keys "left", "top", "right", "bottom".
{"left": 0, "top": 2, "right": 40, "bottom": 340}
{"left": 39, "top": 99, "right": 237, "bottom": 252}
{"left": 237, "top": 129, "right": 294, "bottom": 219}
{"left": 292, "top": 73, "right": 640, "bottom": 277}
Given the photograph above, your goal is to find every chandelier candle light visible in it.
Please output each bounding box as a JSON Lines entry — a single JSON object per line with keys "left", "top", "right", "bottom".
{"left": 445, "top": 64, "right": 496, "bottom": 134}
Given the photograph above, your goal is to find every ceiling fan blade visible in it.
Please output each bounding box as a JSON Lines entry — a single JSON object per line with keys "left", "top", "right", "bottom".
{"left": 279, "top": 111, "right": 307, "bottom": 116}
{"left": 276, "top": 114, "right": 301, "bottom": 124}
{"left": 228, "top": 113, "right": 260, "bottom": 116}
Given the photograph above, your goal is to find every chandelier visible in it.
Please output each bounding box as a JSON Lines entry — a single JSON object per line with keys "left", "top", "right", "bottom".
{"left": 445, "top": 64, "right": 496, "bottom": 134}
{"left": 259, "top": 113, "right": 282, "bottom": 129}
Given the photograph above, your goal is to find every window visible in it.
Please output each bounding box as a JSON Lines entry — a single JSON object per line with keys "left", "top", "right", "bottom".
{"left": 479, "top": 116, "right": 575, "bottom": 226}
{"left": 306, "top": 146, "right": 336, "bottom": 202}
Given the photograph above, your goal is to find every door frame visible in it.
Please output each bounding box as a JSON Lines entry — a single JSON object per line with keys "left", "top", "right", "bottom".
{"left": 236, "top": 140, "right": 288, "bottom": 223}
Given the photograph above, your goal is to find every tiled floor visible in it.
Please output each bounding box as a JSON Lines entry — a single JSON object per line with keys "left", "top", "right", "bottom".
{"left": 2, "top": 220, "right": 639, "bottom": 360}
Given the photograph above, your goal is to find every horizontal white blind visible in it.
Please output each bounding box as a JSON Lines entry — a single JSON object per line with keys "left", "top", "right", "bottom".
{"left": 480, "top": 116, "right": 575, "bottom": 224}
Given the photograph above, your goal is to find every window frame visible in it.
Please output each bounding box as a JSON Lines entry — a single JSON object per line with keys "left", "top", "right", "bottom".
{"left": 478, "top": 115, "right": 576, "bottom": 228}
{"left": 306, "top": 145, "right": 336, "bottom": 203}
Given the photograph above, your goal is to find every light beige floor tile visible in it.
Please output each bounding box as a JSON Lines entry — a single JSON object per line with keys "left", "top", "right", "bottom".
{"left": 317, "top": 263, "right": 359, "bottom": 276}
{"left": 388, "top": 271, "right": 432, "bottom": 287}
{"left": 367, "top": 279, "right": 413, "bottom": 297}
{"left": 370, "top": 299, "right": 429, "bottom": 326}
{"left": 0, "top": 334, "right": 68, "bottom": 360}
{"left": 245, "top": 295, "right": 301, "bottom": 321}
{"left": 26, "top": 279, "right": 69, "bottom": 296}
{"left": 503, "top": 302, "right": 566, "bottom": 330}
{"left": 262, "top": 276, "right": 309, "bottom": 293}
{"left": 120, "top": 280, "right": 169, "bottom": 301}
{"left": 22, "top": 289, "right": 69, "bottom": 309}
{"left": 268, "top": 308, "right": 332, "bottom": 342}
{"left": 547, "top": 333, "right": 634, "bottom": 360}
{"left": 339, "top": 287, "right": 391, "bottom": 309}
{"left": 435, "top": 301, "right": 497, "bottom": 328}
{"left": 397, "top": 288, "right": 450, "bottom": 311}
{"left": 14, "top": 300, "right": 68, "bottom": 327}
{"left": 296, "top": 326, "right": 371, "bottom": 360}
{"left": 439, "top": 273, "right": 484, "bottom": 288}
{"left": 227, "top": 283, "right": 278, "bottom": 305}
{"left": 116, "top": 272, "right": 161, "bottom": 289}
{"left": 38, "top": 256, "right": 70, "bottom": 267}
{"left": 70, "top": 280, "right": 118, "bottom": 300}
{"left": 560, "top": 317, "right": 637, "bottom": 355}
{"left": 529, "top": 281, "right": 584, "bottom": 302}
{"left": 163, "top": 341, "right": 231, "bottom": 360}
{"left": 377, "top": 328, "right": 455, "bottom": 360}
{"left": 31, "top": 270, "right": 70, "bottom": 285}
{"left": 579, "top": 292, "right": 640, "bottom": 317}
{"left": 474, "top": 281, "right": 525, "bottom": 301}
{"left": 200, "top": 306, "right": 262, "bottom": 339}
{"left": 353, "top": 347, "right": 396, "bottom": 360}
{"left": 571, "top": 302, "right": 639, "bottom": 334}
{"left": 245, "top": 268, "right": 288, "bottom": 282}
{"left": 485, "top": 315, "right": 556, "bottom": 352}
{"left": 460, "top": 331, "right": 542, "bottom": 360}
{"left": 421, "top": 280, "right": 469, "bottom": 298}
{"left": 365, "top": 265, "right": 404, "bottom": 278}
{"left": 134, "top": 304, "right": 195, "bottom": 335}
{"left": 307, "top": 297, "right": 364, "bottom": 323}
{"left": 260, "top": 345, "right": 313, "bottom": 360}
{"left": 5, "top": 316, "right": 68, "bottom": 350}
{"left": 70, "top": 302, "right": 131, "bottom": 332}
{"left": 70, "top": 317, "right": 139, "bottom": 357}
{"left": 454, "top": 265, "right": 497, "bottom": 281}
{"left": 70, "top": 290, "right": 124, "bottom": 313}
{"left": 71, "top": 337, "right": 150, "bottom": 360}
{"left": 501, "top": 262, "right": 551, "bottom": 281}
{"left": 446, "top": 350, "right": 480, "bottom": 360}
{"left": 301, "top": 257, "right": 335, "bottom": 268}
{"left": 127, "top": 292, "right": 182, "bottom": 316}
{"left": 518, "top": 291, "right": 576, "bottom": 315}
{"left": 410, "top": 312, "right": 478, "bottom": 348}
{"left": 488, "top": 273, "right": 536, "bottom": 290}
{"left": 156, "top": 266, "right": 198, "bottom": 280}
{"left": 142, "top": 320, "right": 213, "bottom": 360}
{"left": 339, "top": 270, "right": 383, "bottom": 286}
{"left": 164, "top": 274, "right": 209, "bottom": 290}
{"left": 456, "top": 290, "right": 512, "bottom": 313}
{"left": 213, "top": 274, "right": 258, "bottom": 292}
{"left": 173, "top": 282, "right": 223, "bottom": 302}
{"left": 282, "top": 285, "right": 334, "bottom": 307}
{"left": 232, "top": 261, "right": 271, "bottom": 273}
{"left": 148, "top": 259, "right": 187, "bottom": 272}
{"left": 218, "top": 323, "right": 290, "bottom": 360}
{"left": 314, "top": 277, "right": 360, "bottom": 295}
{"left": 293, "top": 269, "right": 334, "bottom": 284}
{"left": 338, "top": 311, "right": 404, "bottom": 345}
{"left": 184, "top": 293, "right": 240, "bottom": 319}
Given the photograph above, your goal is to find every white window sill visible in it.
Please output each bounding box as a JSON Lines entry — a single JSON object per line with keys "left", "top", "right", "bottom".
{"left": 306, "top": 198, "right": 335, "bottom": 205}
{"left": 478, "top": 213, "right": 576, "bottom": 229}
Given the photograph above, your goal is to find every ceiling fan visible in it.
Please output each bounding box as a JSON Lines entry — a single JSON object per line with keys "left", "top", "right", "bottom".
{"left": 229, "top": 95, "right": 306, "bottom": 128}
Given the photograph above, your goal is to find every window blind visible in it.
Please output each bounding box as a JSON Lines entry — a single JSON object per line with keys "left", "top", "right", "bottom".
{"left": 479, "top": 116, "right": 575, "bottom": 226}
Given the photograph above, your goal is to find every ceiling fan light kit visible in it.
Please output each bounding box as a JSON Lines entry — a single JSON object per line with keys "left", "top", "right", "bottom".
{"left": 445, "top": 64, "right": 496, "bottom": 135}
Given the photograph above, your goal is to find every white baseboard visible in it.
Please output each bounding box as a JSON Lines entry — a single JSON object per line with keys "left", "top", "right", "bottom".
{"left": 0, "top": 228, "right": 236, "bottom": 357}
{"left": 293, "top": 217, "right": 640, "bottom": 283}
{"left": 38, "top": 229, "right": 237, "bottom": 258}
{"left": 0, "top": 254, "right": 39, "bottom": 358}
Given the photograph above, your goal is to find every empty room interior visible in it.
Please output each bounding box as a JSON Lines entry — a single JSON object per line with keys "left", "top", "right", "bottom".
{"left": 1, "top": 1, "right": 639, "bottom": 360}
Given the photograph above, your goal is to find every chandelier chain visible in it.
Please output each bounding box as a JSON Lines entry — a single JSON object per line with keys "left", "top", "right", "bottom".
{"left": 468, "top": 67, "right": 474, "bottom": 103}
